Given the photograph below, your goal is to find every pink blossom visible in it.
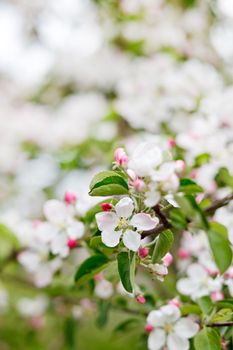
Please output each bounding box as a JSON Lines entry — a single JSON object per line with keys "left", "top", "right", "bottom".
{"left": 136, "top": 294, "right": 146, "bottom": 304}
{"left": 114, "top": 148, "right": 128, "bottom": 166}
{"left": 64, "top": 191, "right": 77, "bottom": 205}
{"left": 138, "top": 247, "right": 149, "bottom": 259}
{"left": 145, "top": 324, "right": 154, "bottom": 333}
{"left": 162, "top": 253, "right": 173, "bottom": 267}
{"left": 178, "top": 248, "right": 190, "bottom": 260}
{"left": 101, "top": 203, "right": 112, "bottom": 211}
{"left": 67, "top": 239, "right": 78, "bottom": 249}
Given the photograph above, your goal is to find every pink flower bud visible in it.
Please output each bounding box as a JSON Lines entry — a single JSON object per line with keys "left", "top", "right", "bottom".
{"left": 127, "top": 169, "right": 137, "bottom": 181}
{"left": 196, "top": 194, "right": 204, "bottom": 204}
{"left": 168, "top": 298, "right": 181, "bottom": 308}
{"left": 190, "top": 170, "right": 197, "bottom": 179}
{"left": 211, "top": 291, "right": 224, "bottom": 302}
{"left": 101, "top": 203, "right": 112, "bottom": 212}
{"left": 132, "top": 178, "right": 146, "bottom": 192}
{"left": 144, "top": 324, "right": 154, "bottom": 333}
{"left": 162, "top": 253, "right": 173, "bottom": 267}
{"left": 136, "top": 295, "right": 146, "bottom": 304}
{"left": 67, "top": 239, "right": 78, "bottom": 249}
{"left": 138, "top": 247, "right": 149, "bottom": 259}
{"left": 114, "top": 148, "right": 128, "bottom": 166}
{"left": 64, "top": 191, "right": 77, "bottom": 205}
{"left": 177, "top": 248, "right": 190, "bottom": 260}
{"left": 168, "top": 138, "right": 176, "bottom": 148}
{"left": 206, "top": 268, "right": 218, "bottom": 277}
{"left": 94, "top": 273, "right": 103, "bottom": 281}
{"left": 175, "top": 160, "right": 186, "bottom": 174}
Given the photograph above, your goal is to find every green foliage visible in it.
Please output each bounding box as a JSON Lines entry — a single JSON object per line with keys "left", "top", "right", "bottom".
{"left": 89, "top": 171, "right": 129, "bottom": 196}
{"left": 197, "top": 296, "right": 213, "bottom": 316}
{"left": 152, "top": 229, "right": 174, "bottom": 264}
{"left": 117, "top": 252, "right": 135, "bottom": 293}
{"left": 194, "top": 327, "right": 221, "bottom": 350}
{"left": 207, "top": 222, "right": 232, "bottom": 274}
{"left": 75, "top": 255, "right": 110, "bottom": 284}
{"left": 215, "top": 167, "right": 233, "bottom": 189}
{"left": 179, "top": 178, "right": 203, "bottom": 194}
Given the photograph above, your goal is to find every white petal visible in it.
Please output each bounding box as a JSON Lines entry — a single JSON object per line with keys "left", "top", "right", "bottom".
{"left": 101, "top": 230, "right": 122, "bottom": 248}
{"left": 67, "top": 221, "right": 85, "bottom": 239}
{"left": 147, "top": 310, "right": 166, "bottom": 327}
{"left": 148, "top": 329, "right": 166, "bottom": 350}
{"left": 144, "top": 191, "right": 161, "bottom": 207}
{"left": 95, "top": 212, "right": 118, "bottom": 231}
{"left": 152, "top": 162, "right": 176, "bottom": 181}
{"left": 51, "top": 233, "right": 68, "bottom": 257}
{"left": 174, "top": 318, "right": 199, "bottom": 338}
{"left": 187, "top": 263, "right": 207, "bottom": 280}
{"left": 35, "top": 222, "right": 57, "bottom": 243}
{"left": 160, "top": 305, "right": 181, "bottom": 322}
{"left": 176, "top": 278, "right": 199, "bottom": 296}
{"left": 44, "top": 200, "right": 68, "bottom": 225}
{"left": 115, "top": 197, "right": 134, "bottom": 218}
{"left": 131, "top": 213, "right": 159, "bottom": 231}
{"left": 167, "top": 333, "right": 189, "bottom": 350}
{"left": 123, "top": 230, "right": 141, "bottom": 251}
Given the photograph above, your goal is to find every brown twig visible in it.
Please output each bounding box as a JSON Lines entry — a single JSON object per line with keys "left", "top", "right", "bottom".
{"left": 207, "top": 321, "right": 233, "bottom": 327}
{"left": 141, "top": 192, "right": 233, "bottom": 238}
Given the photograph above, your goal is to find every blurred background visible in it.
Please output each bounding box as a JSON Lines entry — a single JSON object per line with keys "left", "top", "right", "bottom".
{"left": 1, "top": 0, "right": 233, "bottom": 349}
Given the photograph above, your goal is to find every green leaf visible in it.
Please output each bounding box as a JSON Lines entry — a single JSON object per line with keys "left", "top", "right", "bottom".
{"left": 89, "top": 170, "right": 128, "bottom": 196}
{"left": 75, "top": 254, "right": 109, "bottom": 284}
{"left": 215, "top": 167, "right": 233, "bottom": 189}
{"left": 197, "top": 296, "right": 213, "bottom": 316}
{"left": 194, "top": 327, "right": 221, "bottom": 350}
{"left": 113, "top": 318, "right": 140, "bottom": 334}
{"left": 179, "top": 178, "right": 203, "bottom": 194}
{"left": 207, "top": 222, "right": 232, "bottom": 274}
{"left": 180, "top": 304, "right": 202, "bottom": 316}
{"left": 117, "top": 252, "right": 134, "bottom": 293}
{"left": 152, "top": 229, "right": 174, "bottom": 264}
{"left": 96, "top": 301, "right": 111, "bottom": 328}
{"left": 194, "top": 153, "right": 211, "bottom": 167}
{"left": 211, "top": 308, "right": 233, "bottom": 323}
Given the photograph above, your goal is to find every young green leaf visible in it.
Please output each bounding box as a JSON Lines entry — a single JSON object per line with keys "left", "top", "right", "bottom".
{"left": 117, "top": 252, "right": 134, "bottom": 293}
{"left": 75, "top": 254, "right": 109, "bottom": 284}
{"left": 179, "top": 178, "right": 203, "bottom": 194}
{"left": 194, "top": 327, "right": 221, "bottom": 350}
{"left": 197, "top": 296, "right": 213, "bottom": 316}
{"left": 89, "top": 170, "right": 128, "bottom": 196}
{"left": 207, "top": 222, "right": 232, "bottom": 274}
{"left": 152, "top": 229, "right": 174, "bottom": 264}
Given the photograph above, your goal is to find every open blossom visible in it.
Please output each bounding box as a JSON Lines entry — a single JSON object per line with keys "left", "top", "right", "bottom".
{"left": 177, "top": 263, "right": 223, "bottom": 300}
{"left": 146, "top": 305, "right": 199, "bottom": 350}
{"left": 96, "top": 197, "right": 159, "bottom": 251}
{"left": 43, "top": 200, "right": 85, "bottom": 257}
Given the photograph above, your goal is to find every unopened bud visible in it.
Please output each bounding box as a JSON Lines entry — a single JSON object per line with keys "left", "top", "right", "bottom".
{"left": 64, "top": 191, "right": 77, "bottom": 205}
{"left": 67, "top": 239, "right": 78, "bottom": 249}
{"left": 114, "top": 148, "right": 128, "bottom": 166}
{"left": 177, "top": 248, "right": 190, "bottom": 260}
{"left": 144, "top": 324, "right": 154, "bottom": 333}
{"left": 136, "top": 295, "right": 146, "bottom": 304}
{"left": 162, "top": 253, "right": 173, "bottom": 267}
{"left": 138, "top": 247, "right": 149, "bottom": 259}
{"left": 101, "top": 203, "right": 112, "bottom": 212}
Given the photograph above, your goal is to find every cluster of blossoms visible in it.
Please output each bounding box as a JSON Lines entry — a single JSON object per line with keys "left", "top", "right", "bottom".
{"left": 1, "top": 0, "right": 233, "bottom": 349}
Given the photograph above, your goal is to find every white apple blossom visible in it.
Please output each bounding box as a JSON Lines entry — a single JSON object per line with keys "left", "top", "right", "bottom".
{"left": 96, "top": 197, "right": 159, "bottom": 251}
{"left": 43, "top": 199, "right": 85, "bottom": 257}
{"left": 146, "top": 304, "right": 199, "bottom": 350}
{"left": 177, "top": 263, "right": 223, "bottom": 300}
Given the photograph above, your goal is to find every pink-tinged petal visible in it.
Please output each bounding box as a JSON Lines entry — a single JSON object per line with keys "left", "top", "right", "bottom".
{"left": 147, "top": 310, "right": 166, "bottom": 327}
{"left": 44, "top": 200, "right": 68, "bottom": 224}
{"left": 123, "top": 230, "right": 141, "bottom": 251}
{"left": 67, "top": 221, "right": 85, "bottom": 239}
{"left": 174, "top": 318, "right": 199, "bottom": 339}
{"left": 95, "top": 212, "right": 118, "bottom": 231}
{"left": 148, "top": 329, "right": 166, "bottom": 350}
{"left": 101, "top": 230, "right": 122, "bottom": 248}
{"left": 115, "top": 197, "right": 134, "bottom": 218}
{"left": 131, "top": 213, "right": 159, "bottom": 231}
{"left": 160, "top": 305, "right": 181, "bottom": 322}
{"left": 167, "top": 333, "right": 189, "bottom": 350}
